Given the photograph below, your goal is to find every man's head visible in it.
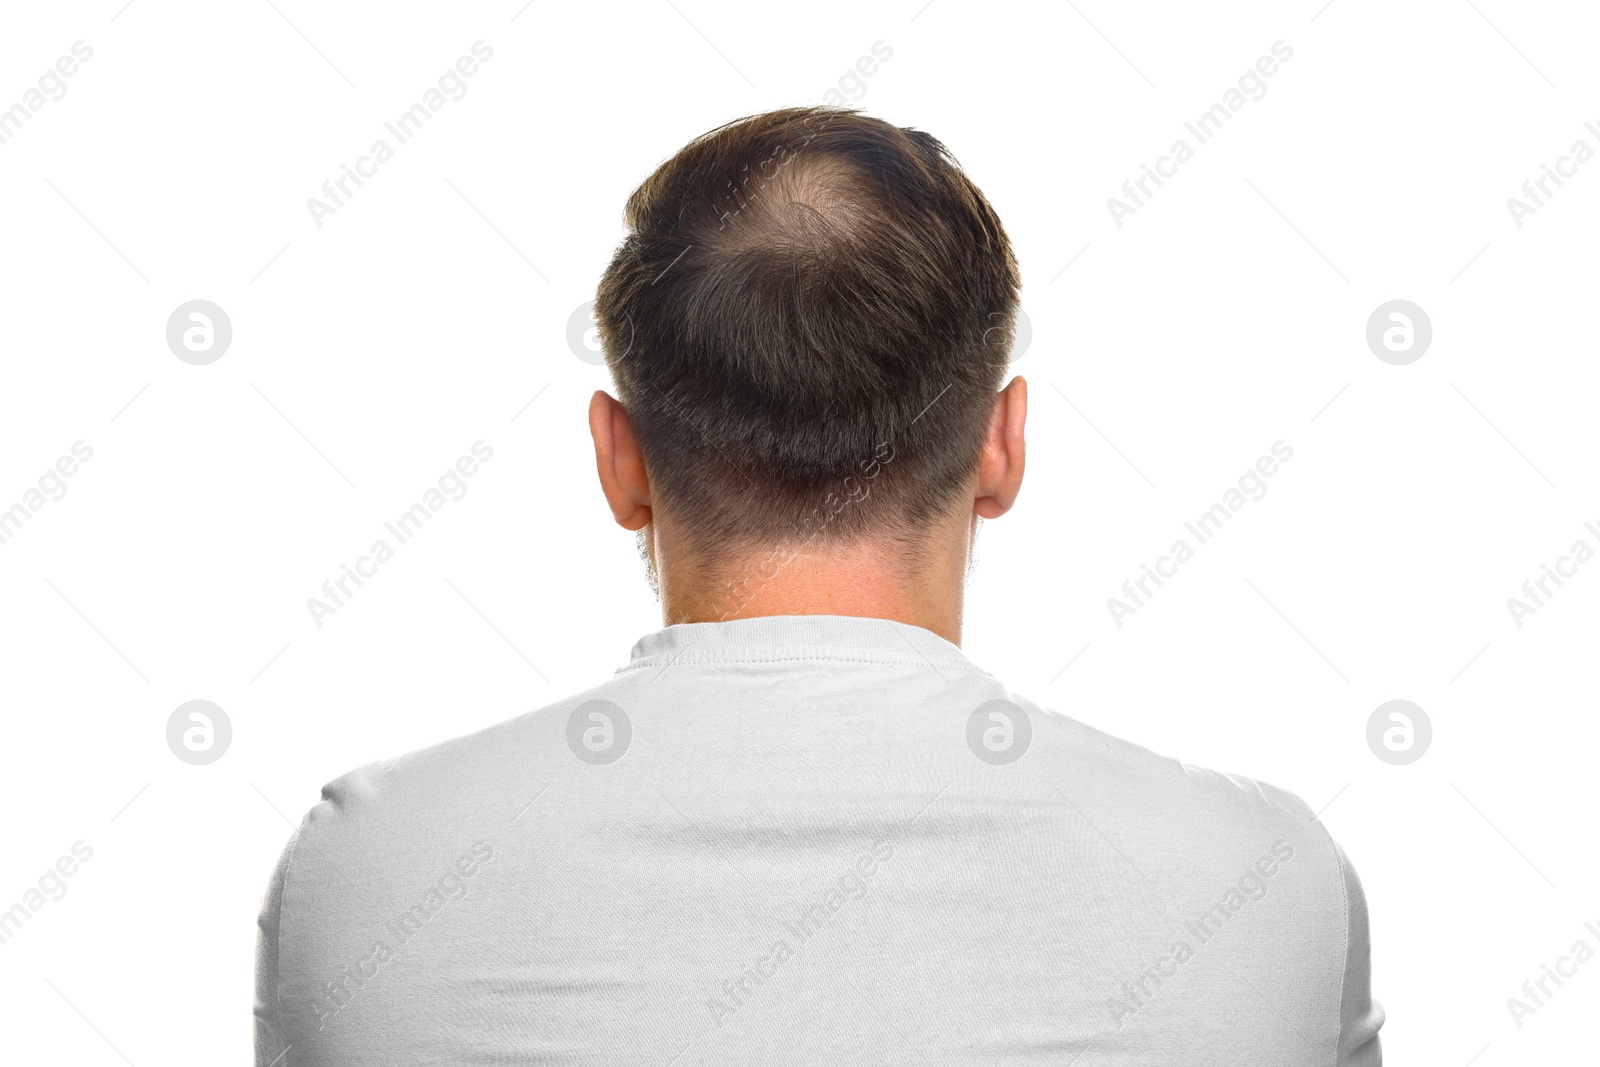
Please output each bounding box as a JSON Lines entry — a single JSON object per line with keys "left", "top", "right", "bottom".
{"left": 589, "top": 107, "right": 1025, "bottom": 611}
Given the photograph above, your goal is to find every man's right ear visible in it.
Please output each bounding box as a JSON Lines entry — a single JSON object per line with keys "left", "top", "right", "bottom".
{"left": 588, "top": 391, "right": 653, "bottom": 531}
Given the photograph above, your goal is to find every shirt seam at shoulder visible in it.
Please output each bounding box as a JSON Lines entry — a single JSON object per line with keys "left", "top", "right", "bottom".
{"left": 1317, "top": 817, "right": 1352, "bottom": 1061}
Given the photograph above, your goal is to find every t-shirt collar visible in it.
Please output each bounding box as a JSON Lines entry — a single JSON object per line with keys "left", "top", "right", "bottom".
{"left": 621, "top": 613, "right": 984, "bottom": 675}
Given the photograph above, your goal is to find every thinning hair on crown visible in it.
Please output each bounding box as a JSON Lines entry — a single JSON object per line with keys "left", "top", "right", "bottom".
{"left": 595, "top": 106, "right": 1020, "bottom": 558}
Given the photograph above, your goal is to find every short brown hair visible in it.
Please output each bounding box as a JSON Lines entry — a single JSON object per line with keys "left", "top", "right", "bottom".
{"left": 595, "top": 107, "right": 1019, "bottom": 555}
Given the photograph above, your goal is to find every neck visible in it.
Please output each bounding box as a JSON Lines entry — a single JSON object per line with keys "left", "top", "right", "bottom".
{"left": 651, "top": 512, "right": 976, "bottom": 646}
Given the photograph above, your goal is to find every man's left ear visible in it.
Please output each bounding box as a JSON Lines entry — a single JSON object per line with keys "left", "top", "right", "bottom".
{"left": 973, "top": 376, "right": 1026, "bottom": 519}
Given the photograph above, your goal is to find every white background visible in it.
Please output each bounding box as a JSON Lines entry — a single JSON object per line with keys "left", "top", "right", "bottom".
{"left": 1, "top": 0, "right": 1597, "bottom": 1062}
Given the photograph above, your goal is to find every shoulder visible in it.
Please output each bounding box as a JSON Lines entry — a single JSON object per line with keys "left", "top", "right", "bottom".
{"left": 1011, "top": 692, "right": 1326, "bottom": 836}
{"left": 299, "top": 686, "right": 618, "bottom": 840}
{"left": 1017, "top": 695, "right": 1360, "bottom": 1002}
{"left": 256, "top": 689, "right": 608, "bottom": 1048}
{"left": 1009, "top": 695, "right": 1367, "bottom": 1051}
{"left": 1008, "top": 692, "right": 1350, "bottom": 934}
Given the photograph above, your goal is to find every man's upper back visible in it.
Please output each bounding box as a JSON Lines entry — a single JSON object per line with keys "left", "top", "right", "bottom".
{"left": 255, "top": 615, "right": 1382, "bottom": 1065}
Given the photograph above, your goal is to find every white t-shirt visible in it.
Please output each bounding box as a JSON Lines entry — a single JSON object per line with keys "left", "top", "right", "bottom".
{"left": 255, "top": 614, "right": 1383, "bottom": 1065}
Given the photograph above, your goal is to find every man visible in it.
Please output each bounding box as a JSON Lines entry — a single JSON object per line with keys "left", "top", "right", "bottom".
{"left": 256, "top": 107, "right": 1382, "bottom": 1064}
